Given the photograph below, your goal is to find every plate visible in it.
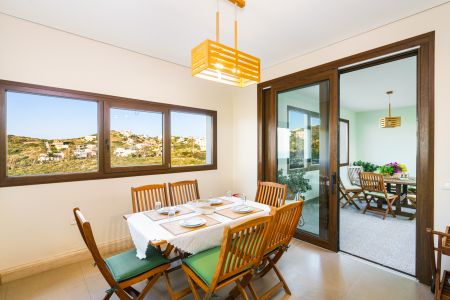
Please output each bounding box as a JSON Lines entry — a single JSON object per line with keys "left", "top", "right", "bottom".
{"left": 157, "top": 207, "right": 180, "bottom": 215}
{"left": 232, "top": 205, "right": 254, "bottom": 214}
{"left": 179, "top": 217, "right": 207, "bottom": 228}
{"left": 209, "top": 198, "right": 223, "bottom": 205}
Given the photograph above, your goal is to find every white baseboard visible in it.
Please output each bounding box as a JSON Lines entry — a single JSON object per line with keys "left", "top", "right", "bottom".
{"left": 0, "top": 237, "right": 133, "bottom": 285}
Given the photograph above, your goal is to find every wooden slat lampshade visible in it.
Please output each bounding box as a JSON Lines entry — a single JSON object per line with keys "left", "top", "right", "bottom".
{"left": 192, "top": 39, "right": 260, "bottom": 87}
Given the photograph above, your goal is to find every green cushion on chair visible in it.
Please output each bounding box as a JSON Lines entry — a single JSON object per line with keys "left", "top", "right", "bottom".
{"left": 366, "top": 191, "right": 395, "bottom": 199}
{"left": 182, "top": 246, "right": 221, "bottom": 286}
{"left": 105, "top": 247, "right": 169, "bottom": 282}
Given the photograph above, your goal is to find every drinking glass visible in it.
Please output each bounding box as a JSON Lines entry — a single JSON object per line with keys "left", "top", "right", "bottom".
{"left": 241, "top": 193, "right": 247, "bottom": 206}
{"left": 155, "top": 201, "right": 162, "bottom": 211}
{"left": 168, "top": 206, "right": 176, "bottom": 220}
{"left": 226, "top": 190, "right": 232, "bottom": 201}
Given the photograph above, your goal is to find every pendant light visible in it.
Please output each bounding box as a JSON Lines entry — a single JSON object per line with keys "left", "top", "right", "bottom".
{"left": 191, "top": 0, "right": 260, "bottom": 87}
{"left": 379, "top": 91, "right": 401, "bottom": 128}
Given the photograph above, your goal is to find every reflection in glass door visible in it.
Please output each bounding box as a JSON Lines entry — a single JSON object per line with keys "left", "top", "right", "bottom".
{"left": 276, "top": 81, "right": 331, "bottom": 241}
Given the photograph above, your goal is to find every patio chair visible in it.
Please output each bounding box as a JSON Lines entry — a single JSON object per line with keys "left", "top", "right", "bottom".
{"left": 168, "top": 179, "right": 200, "bottom": 206}
{"left": 255, "top": 181, "right": 288, "bottom": 207}
{"left": 427, "top": 227, "right": 450, "bottom": 300}
{"left": 73, "top": 208, "right": 170, "bottom": 300}
{"left": 131, "top": 183, "right": 170, "bottom": 213}
{"left": 181, "top": 215, "right": 273, "bottom": 300}
{"left": 339, "top": 166, "right": 362, "bottom": 209}
{"left": 348, "top": 166, "right": 363, "bottom": 186}
{"left": 339, "top": 179, "right": 362, "bottom": 210}
{"left": 359, "top": 172, "right": 398, "bottom": 219}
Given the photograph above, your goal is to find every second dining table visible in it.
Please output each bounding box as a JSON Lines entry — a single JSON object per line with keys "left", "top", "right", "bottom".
{"left": 126, "top": 196, "right": 271, "bottom": 259}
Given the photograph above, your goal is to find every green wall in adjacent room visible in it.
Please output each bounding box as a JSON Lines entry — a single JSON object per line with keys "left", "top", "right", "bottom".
{"left": 341, "top": 105, "right": 417, "bottom": 176}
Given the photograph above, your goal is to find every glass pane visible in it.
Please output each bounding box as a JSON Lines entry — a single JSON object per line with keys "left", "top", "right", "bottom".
{"left": 171, "top": 111, "right": 212, "bottom": 167}
{"left": 110, "top": 108, "right": 163, "bottom": 167}
{"left": 339, "top": 120, "right": 349, "bottom": 165}
{"left": 6, "top": 91, "right": 98, "bottom": 176}
{"left": 277, "top": 82, "right": 330, "bottom": 238}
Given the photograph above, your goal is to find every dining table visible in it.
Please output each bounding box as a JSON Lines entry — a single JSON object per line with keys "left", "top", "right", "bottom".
{"left": 126, "top": 196, "right": 271, "bottom": 259}
{"left": 384, "top": 176, "right": 416, "bottom": 218}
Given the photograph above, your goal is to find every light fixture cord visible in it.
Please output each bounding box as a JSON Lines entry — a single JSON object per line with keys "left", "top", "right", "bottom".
{"left": 216, "top": 0, "right": 220, "bottom": 42}
{"left": 234, "top": 2, "right": 238, "bottom": 49}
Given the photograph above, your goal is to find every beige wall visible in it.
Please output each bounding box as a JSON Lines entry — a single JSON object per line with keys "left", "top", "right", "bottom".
{"left": 233, "top": 3, "right": 450, "bottom": 267}
{"left": 0, "top": 13, "right": 235, "bottom": 270}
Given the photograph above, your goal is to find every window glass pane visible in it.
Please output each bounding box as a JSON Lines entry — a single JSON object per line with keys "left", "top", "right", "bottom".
{"left": 171, "top": 111, "right": 212, "bottom": 167}
{"left": 340, "top": 120, "right": 349, "bottom": 165}
{"left": 6, "top": 91, "right": 98, "bottom": 176}
{"left": 110, "top": 108, "right": 163, "bottom": 167}
{"left": 288, "top": 110, "right": 306, "bottom": 169}
{"left": 311, "top": 116, "right": 320, "bottom": 165}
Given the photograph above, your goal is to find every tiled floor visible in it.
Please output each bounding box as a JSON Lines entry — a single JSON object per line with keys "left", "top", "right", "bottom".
{"left": 0, "top": 240, "right": 433, "bottom": 300}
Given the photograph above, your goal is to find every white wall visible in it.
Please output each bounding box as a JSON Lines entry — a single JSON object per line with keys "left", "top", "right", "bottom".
{"left": 233, "top": 3, "right": 450, "bottom": 268}
{"left": 340, "top": 108, "right": 357, "bottom": 163}
{"left": 0, "top": 13, "right": 235, "bottom": 270}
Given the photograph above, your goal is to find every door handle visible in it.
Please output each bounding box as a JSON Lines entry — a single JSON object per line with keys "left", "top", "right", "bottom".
{"left": 331, "top": 172, "right": 337, "bottom": 192}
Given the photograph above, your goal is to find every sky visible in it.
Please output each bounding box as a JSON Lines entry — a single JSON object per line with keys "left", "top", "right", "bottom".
{"left": 7, "top": 91, "right": 210, "bottom": 139}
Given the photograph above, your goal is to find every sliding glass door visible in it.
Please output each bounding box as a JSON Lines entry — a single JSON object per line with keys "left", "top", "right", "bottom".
{"left": 259, "top": 70, "right": 338, "bottom": 250}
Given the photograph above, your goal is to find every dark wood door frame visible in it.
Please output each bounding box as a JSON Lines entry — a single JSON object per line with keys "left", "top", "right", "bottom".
{"left": 257, "top": 32, "right": 434, "bottom": 284}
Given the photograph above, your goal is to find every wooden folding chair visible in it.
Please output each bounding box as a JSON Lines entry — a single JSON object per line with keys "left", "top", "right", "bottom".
{"left": 348, "top": 166, "right": 363, "bottom": 186}
{"left": 255, "top": 181, "right": 288, "bottom": 207}
{"left": 131, "top": 183, "right": 169, "bottom": 213}
{"left": 427, "top": 227, "right": 450, "bottom": 300}
{"left": 73, "top": 208, "right": 170, "bottom": 300}
{"left": 168, "top": 180, "right": 200, "bottom": 206}
{"left": 359, "top": 172, "right": 398, "bottom": 219}
{"left": 339, "top": 178, "right": 362, "bottom": 210}
{"left": 181, "top": 215, "right": 273, "bottom": 300}
{"left": 256, "top": 201, "right": 304, "bottom": 299}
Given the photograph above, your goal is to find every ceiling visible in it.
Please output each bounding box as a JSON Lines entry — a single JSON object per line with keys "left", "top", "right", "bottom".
{"left": 340, "top": 56, "right": 417, "bottom": 112}
{"left": 0, "top": 0, "right": 447, "bottom": 68}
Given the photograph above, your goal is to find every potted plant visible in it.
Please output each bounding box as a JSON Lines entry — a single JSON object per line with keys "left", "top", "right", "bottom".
{"left": 353, "top": 160, "right": 379, "bottom": 172}
{"left": 277, "top": 168, "right": 312, "bottom": 200}
{"left": 378, "top": 162, "right": 404, "bottom": 177}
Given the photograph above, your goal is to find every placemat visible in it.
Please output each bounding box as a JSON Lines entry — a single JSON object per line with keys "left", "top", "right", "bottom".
{"left": 215, "top": 207, "right": 263, "bottom": 220}
{"left": 160, "top": 215, "right": 221, "bottom": 235}
{"left": 144, "top": 206, "right": 193, "bottom": 221}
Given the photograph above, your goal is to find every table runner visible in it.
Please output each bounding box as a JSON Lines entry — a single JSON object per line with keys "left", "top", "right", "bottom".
{"left": 127, "top": 196, "right": 270, "bottom": 259}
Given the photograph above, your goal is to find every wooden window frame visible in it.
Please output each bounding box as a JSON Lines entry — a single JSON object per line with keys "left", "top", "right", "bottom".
{"left": 0, "top": 80, "right": 217, "bottom": 187}
{"left": 339, "top": 118, "right": 350, "bottom": 166}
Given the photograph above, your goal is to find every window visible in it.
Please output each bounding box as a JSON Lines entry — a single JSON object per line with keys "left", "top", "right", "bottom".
{"left": 6, "top": 91, "right": 98, "bottom": 176}
{"left": 287, "top": 107, "right": 320, "bottom": 170}
{"left": 0, "top": 81, "right": 217, "bottom": 187}
{"left": 171, "top": 111, "right": 212, "bottom": 167}
{"left": 339, "top": 119, "right": 349, "bottom": 166}
{"left": 107, "top": 106, "right": 165, "bottom": 171}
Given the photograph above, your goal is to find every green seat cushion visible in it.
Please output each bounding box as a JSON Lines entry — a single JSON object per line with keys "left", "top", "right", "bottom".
{"left": 366, "top": 191, "right": 395, "bottom": 199}
{"left": 182, "top": 246, "right": 221, "bottom": 286}
{"left": 105, "top": 247, "right": 169, "bottom": 282}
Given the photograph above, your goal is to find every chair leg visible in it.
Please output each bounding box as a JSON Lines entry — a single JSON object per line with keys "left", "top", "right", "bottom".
{"left": 136, "top": 273, "right": 161, "bottom": 300}
{"left": 185, "top": 274, "right": 201, "bottom": 300}
{"left": 235, "top": 280, "right": 250, "bottom": 300}
{"left": 103, "top": 290, "right": 114, "bottom": 300}
{"left": 271, "top": 261, "right": 291, "bottom": 295}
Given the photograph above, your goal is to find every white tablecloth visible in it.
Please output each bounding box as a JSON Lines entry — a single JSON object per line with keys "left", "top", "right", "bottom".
{"left": 127, "top": 197, "right": 271, "bottom": 259}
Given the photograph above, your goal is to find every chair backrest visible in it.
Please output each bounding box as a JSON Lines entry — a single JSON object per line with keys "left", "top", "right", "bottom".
{"left": 210, "top": 215, "right": 273, "bottom": 288}
{"left": 348, "top": 166, "right": 363, "bottom": 186}
{"left": 73, "top": 208, "right": 119, "bottom": 290}
{"left": 359, "top": 172, "right": 386, "bottom": 193}
{"left": 339, "top": 166, "right": 353, "bottom": 188}
{"left": 255, "top": 181, "right": 288, "bottom": 207}
{"left": 265, "top": 201, "right": 304, "bottom": 254}
{"left": 131, "top": 184, "right": 169, "bottom": 213}
{"left": 168, "top": 180, "right": 200, "bottom": 206}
